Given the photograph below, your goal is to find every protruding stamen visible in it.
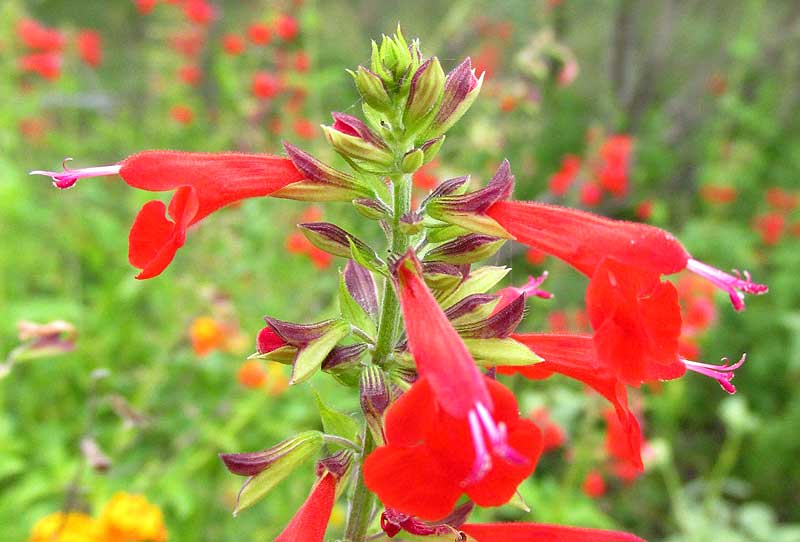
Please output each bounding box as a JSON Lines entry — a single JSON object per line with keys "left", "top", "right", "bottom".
{"left": 30, "top": 158, "right": 121, "bottom": 189}
{"left": 474, "top": 402, "right": 528, "bottom": 465}
{"left": 686, "top": 259, "right": 768, "bottom": 312}
{"left": 463, "top": 409, "right": 492, "bottom": 487}
{"left": 682, "top": 353, "right": 747, "bottom": 394}
{"left": 515, "top": 272, "right": 553, "bottom": 300}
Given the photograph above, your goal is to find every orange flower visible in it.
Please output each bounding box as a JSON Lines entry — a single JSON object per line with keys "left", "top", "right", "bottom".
{"left": 238, "top": 360, "right": 267, "bottom": 389}
{"left": 30, "top": 512, "right": 101, "bottom": 542}
{"left": 99, "top": 492, "right": 168, "bottom": 542}
{"left": 189, "top": 316, "right": 227, "bottom": 356}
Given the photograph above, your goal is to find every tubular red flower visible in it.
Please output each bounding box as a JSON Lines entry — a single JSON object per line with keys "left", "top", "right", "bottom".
{"left": 275, "top": 472, "right": 337, "bottom": 542}
{"left": 500, "top": 333, "right": 644, "bottom": 471}
{"left": 586, "top": 258, "right": 686, "bottom": 387}
{"left": 393, "top": 251, "right": 536, "bottom": 488}
{"left": 486, "top": 200, "right": 767, "bottom": 310}
{"left": 461, "top": 522, "right": 645, "bottom": 542}
{"left": 32, "top": 152, "right": 304, "bottom": 279}
{"left": 363, "top": 376, "right": 542, "bottom": 521}
{"left": 76, "top": 30, "right": 102, "bottom": 68}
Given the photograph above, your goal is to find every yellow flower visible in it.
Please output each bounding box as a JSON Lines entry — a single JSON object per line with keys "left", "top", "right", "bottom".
{"left": 189, "top": 316, "right": 227, "bottom": 357}
{"left": 99, "top": 492, "right": 168, "bottom": 542}
{"left": 30, "top": 512, "right": 101, "bottom": 542}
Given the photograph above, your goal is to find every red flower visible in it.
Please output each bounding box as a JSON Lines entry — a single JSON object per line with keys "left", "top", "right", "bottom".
{"left": 293, "top": 51, "right": 311, "bottom": 72}
{"left": 753, "top": 213, "right": 785, "bottom": 246}
{"left": 604, "top": 408, "right": 644, "bottom": 481}
{"left": 635, "top": 200, "right": 653, "bottom": 221}
{"left": 700, "top": 184, "right": 738, "bottom": 205}
{"left": 363, "top": 375, "right": 541, "bottom": 520}
{"left": 412, "top": 160, "right": 439, "bottom": 190}
{"left": 275, "top": 472, "right": 337, "bottom": 542}
{"left": 32, "top": 153, "right": 305, "bottom": 279}
{"left": 548, "top": 155, "right": 581, "bottom": 196}
{"left": 134, "top": 0, "right": 158, "bottom": 15}
{"left": 247, "top": 23, "right": 272, "bottom": 45}
{"left": 252, "top": 71, "right": 282, "bottom": 100}
{"left": 19, "top": 52, "right": 62, "bottom": 81}
{"left": 485, "top": 200, "right": 767, "bottom": 310}
{"left": 178, "top": 64, "right": 202, "bottom": 86}
{"left": 275, "top": 14, "right": 300, "bottom": 41}
{"left": 587, "top": 258, "right": 685, "bottom": 386}
{"left": 221, "top": 33, "right": 245, "bottom": 55}
{"left": 17, "top": 19, "right": 65, "bottom": 51}
{"left": 765, "top": 187, "right": 798, "bottom": 212}
{"left": 595, "top": 135, "right": 633, "bottom": 197}
{"left": 363, "top": 251, "right": 539, "bottom": 519}
{"left": 460, "top": 522, "right": 644, "bottom": 542}
{"left": 76, "top": 30, "right": 102, "bottom": 68}
{"left": 293, "top": 118, "right": 316, "bottom": 140}
{"left": 582, "top": 470, "right": 607, "bottom": 498}
{"left": 170, "top": 104, "right": 195, "bottom": 125}
{"left": 183, "top": 0, "right": 216, "bottom": 25}
{"left": 579, "top": 182, "right": 602, "bottom": 207}
{"left": 170, "top": 29, "right": 205, "bottom": 58}
{"left": 499, "top": 333, "right": 644, "bottom": 471}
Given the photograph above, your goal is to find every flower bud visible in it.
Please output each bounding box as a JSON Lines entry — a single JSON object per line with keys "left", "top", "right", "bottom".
{"left": 426, "top": 160, "right": 514, "bottom": 238}
{"left": 404, "top": 57, "right": 445, "bottom": 132}
{"left": 360, "top": 365, "right": 391, "bottom": 444}
{"left": 350, "top": 65, "right": 393, "bottom": 112}
{"left": 275, "top": 142, "right": 374, "bottom": 201}
{"left": 426, "top": 57, "right": 484, "bottom": 138}
{"left": 220, "top": 431, "right": 325, "bottom": 514}
{"left": 298, "top": 222, "right": 379, "bottom": 261}
{"left": 444, "top": 293, "right": 499, "bottom": 325}
{"left": 321, "top": 344, "right": 368, "bottom": 387}
{"left": 353, "top": 198, "right": 391, "bottom": 220}
{"left": 399, "top": 211, "right": 424, "bottom": 235}
{"left": 401, "top": 148, "right": 425, "bottom": 173}
{"left": 424, "top": 233, "right": 505, "bottom": 264}
{"left": 323, "top": 113, "right": 394, "bottom": 167}
{"left": 421, "top": 261, "right": 467, "bottom": 296}
{"left": 344, "top": 260, "right": 379, "bottom": 320}
{"left": 455, "top": 295, "right": 525, "bottom": 339}
{"left": 419, "top": 135, "right": 445, "bottom": 164}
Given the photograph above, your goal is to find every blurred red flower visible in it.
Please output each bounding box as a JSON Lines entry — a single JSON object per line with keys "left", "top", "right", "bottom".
{"left": 76, "top": 30, "right": 103, "bottom": 68}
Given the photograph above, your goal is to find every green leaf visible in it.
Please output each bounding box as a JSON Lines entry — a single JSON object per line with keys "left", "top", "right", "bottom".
{"left": 233, "top": 431, "right": 323, "bottom": 515}
{"left": 464, "top": 338, "right": 543, "bottom": 367}
{"left": 338, "top": 272, "right": 377, "bottom": 341}
{"left": 440, "top": 266, "right": 510, "bottom": 308}
{"left": 291, "top": 320, "right": 351, "bottom": 384}
{"left": 313, "top": 390, "right": 361, "bottom": 443}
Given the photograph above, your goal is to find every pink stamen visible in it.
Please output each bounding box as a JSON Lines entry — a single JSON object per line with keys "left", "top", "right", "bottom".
{"left": 30, "top": 158, "right": 121, "bottom": 189}
{"left": 515, "top": 272, "right": 554, "bottom": 300}
{"left": 686, "top": 259, "right": 768, "bottom": 312}
{"left": 462, "top": 402, "right": 528, "bottom": 487}
{"left": 682, "top": 353, "right": 747, "bottom": 394}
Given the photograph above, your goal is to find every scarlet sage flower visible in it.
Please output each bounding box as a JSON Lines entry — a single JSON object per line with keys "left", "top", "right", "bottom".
{"left": 17, "top": 19, "right": 65, "bottom": 51}
{"left": 275, "top": 14, "right": 300, "bottom": 41}
{"left": 76, "top": 30, "right": 102, "bottom": 68}
{"left": 183, "top": 0, "right": 216, "bottom": 25}
{"left": 499, "top": 333, "right": 644, "bottom": 471}
{"left": 135, "top": 0, "right": 158, "bottom": 15}
{"left": 170, "top": 104, "right": 194, "bottom": 125}
{"left": 178, "top": 64, "right": 202, "bottom": 86}
{"left": 580, "top": 182, "right": 602, "bottom": 207}
{"left": 485, "top": 200, "right": 768, "bottom": 310}
{"left": 221, "top": 33, "right": 245, "bottom": 55}
{"left": 363, "top": 250, "right": 541, "bottom": 519}
{"left": 252, "top": 71, "right": 282, "bottom": 100}
{"left": 460, "top": 522, "right": 644, "bottom": 542}
{"left": 595, "top": 135, "right": 632, "bottom": 197}
{"left": 31, "top": 152, "right": 305, "bottom": 278}
{"left": 247, "top": 23, "right": 272, "bottom": 45}
{"left": 363, "top": 376, "right": 541, "bottom": 520}
{"left": 275, "top": 471, "right": 337, "bottom": 542}
{"left": 582, "top": 470, "right": 607, "bottom": 498}
{"left": 19, "top": 52, "right": 62, "bottom": 81}
{"left": 548, "top": 155, "right": 581, "bottom": 196}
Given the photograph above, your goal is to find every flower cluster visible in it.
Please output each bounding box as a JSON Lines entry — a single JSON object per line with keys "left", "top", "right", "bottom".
{"left": 29, "top": 493, "right": 167, "bottom": 542}
{"left": 14, "top": 16, "right": 102, "bottom": 81}
{"left": 36, "top": 28, "right": 767, "bottom": 542}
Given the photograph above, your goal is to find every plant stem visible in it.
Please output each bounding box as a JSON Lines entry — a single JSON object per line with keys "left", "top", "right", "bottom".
{"left": 344, "top": 126, "right": 412, "bottom": 539}
{"left": 343, "top": 430, "right": 377, "bottom": 542}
